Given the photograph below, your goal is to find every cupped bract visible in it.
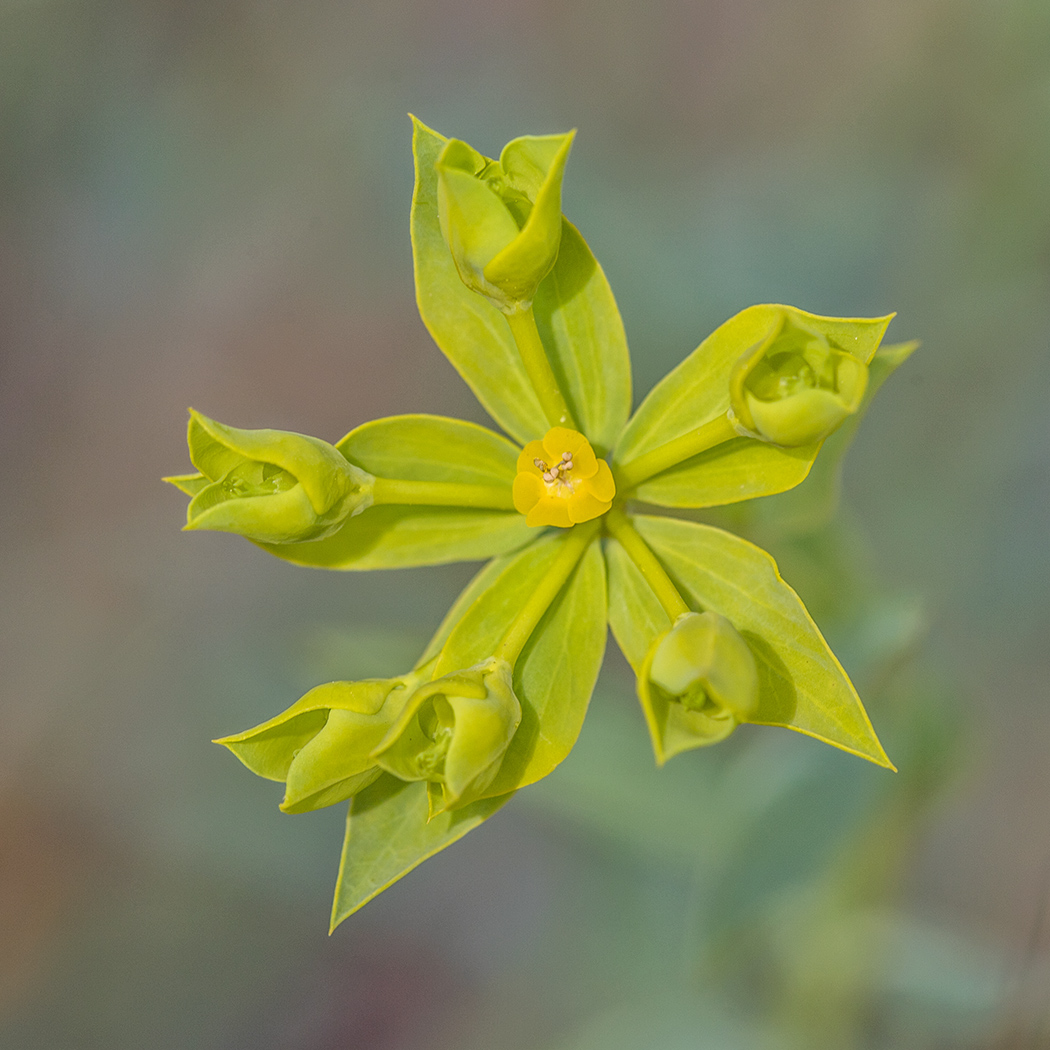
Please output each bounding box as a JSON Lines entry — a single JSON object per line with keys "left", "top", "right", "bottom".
{"left": 729, "top": 314, "right": 869, "bottom": 447}
{"left": 436, "top": 132, "right": 574, "bottom": 311}
{"left": 167, "top": 410, "right": 374, "bottom": 544}
{"left": 373, "top": 658, "right": 521, "bottom": 812}
{"left": 639, "top": 611, "right": 760, "bottom": 763}
{"left": 214, "top": 671, "right": 425, "bottom": 814}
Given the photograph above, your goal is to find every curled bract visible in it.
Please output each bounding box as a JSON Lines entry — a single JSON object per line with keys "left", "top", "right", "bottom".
{"left": 373, "top": 658, "right": 521, "bottom": 812}
{"left": 639, "top": 610, "right": 759, "bottom": 763}
{"left": 436, "top": 132, "right": 574, "bottom": 311}
{"left": 165, "top": 410, "right": 374, "bottom": 544}
{"left": 214, "top": 672, "right": 424, "bottom": 814}
{"left": 512, "top": 427, "right": 616, "bottom": 527}
{"left": 729, "top": 314, "right": 869, "bottom": 447}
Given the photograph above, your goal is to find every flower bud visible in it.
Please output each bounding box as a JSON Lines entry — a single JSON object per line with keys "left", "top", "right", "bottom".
{"left": 436, "top": 131, "right": 574, "bottom": 311}
{"left": 215, "top": 674, "right": 419, "bottom": 814}
{"left": 729, "top": 314, "right": 868, "bottom": 447}
{"left": 166, "top": 410, "right": 374, "bottom": 544}
{"left": 639, "top": 611, "right": 759, "bottom": 763}
{"left": 373, "top": 658, "right": 521, "bottom": 811}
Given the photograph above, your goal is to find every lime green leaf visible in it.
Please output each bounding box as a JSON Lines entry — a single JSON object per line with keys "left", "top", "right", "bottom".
{"left": 411, "top": 117, "right": 632, "bottom": 451}
{"left": 256, "top": 504, "right": 532, "bottom": 570}
{"left": 412, "top": 117, "right": 547, "bottom": 444}
{"left": 605, "top": 536, "right": 670, "bottom": 673}
{"left": 434, "top": 531, "right": 607, "bottom": 793}
{"left": 630, "top": 439, "right": 819, "bottom": 509}
{"left": 330, "top": 775, "right": 512, "bottom": 931}
{"left": 615, "top": 306, "right": 893, "bottom": 507}
{"left": 336, "top": 413, "right": 518, "bottom": 485}
{"left": 533, "top": 221, "right": 632, "bottom": 454}
{"left": 416, "top": 549, "right": 526, "bottom": 666}
{"left": 627, "top": 514, "right": 892, "bottom": 767}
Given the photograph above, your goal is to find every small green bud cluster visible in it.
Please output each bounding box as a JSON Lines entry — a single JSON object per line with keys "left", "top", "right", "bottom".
{"left": 437, "top": 132, "right": 574, "bottom": 312}
{"left": 729, "top": 315, "right": 869, "bottom": 447}
{"left": 640, "top": 611, "right": 760, "bottom": 763}
{"left": 165, "top": 410, "right": 374, "bottom": 544}
{"left": 218, "top": 658, "right": 521, "bottom": 817}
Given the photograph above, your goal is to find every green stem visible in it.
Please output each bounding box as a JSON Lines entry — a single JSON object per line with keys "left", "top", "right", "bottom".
{"left": 615, "top": 413, "right": 738, "bottom": 491}
{"left": 371, "top": 477, "right": 514, "bottom": 511}
{"left": 496, "top": 519, "right": 599, "bottom": 664}
{"left": 604, "top": 507, "right": 690, "bottom": 620}
{"left": 504, "top": 306, "right": 577, "bottom": 430}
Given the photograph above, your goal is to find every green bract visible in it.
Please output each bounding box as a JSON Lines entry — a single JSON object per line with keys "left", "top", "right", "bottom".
{"left": 641, "top": 611, "right": 760, "bottom": 762}
{"left": 171, "top": 118, "right": 913, "bottom": 930}
{"left": 165, "top": 410, "right": 374, "bottom": 543}
{"left": 729, "top": 312, "right": 869, "bottom": 446}
{"left": 436, "top": 131, "right": 574, "bottom": 312}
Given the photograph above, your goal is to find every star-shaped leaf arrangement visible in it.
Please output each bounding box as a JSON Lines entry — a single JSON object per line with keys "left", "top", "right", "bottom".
{"left": 168, "top": 118, "right": 911, "bottom": 932}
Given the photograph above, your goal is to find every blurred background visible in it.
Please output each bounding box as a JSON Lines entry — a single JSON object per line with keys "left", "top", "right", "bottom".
{"left": 2, "top": 0, "right": 1049, "bottom": 1046}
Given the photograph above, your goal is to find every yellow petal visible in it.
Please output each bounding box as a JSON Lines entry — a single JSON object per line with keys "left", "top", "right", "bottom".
{"left": 585, "top": 460, "right": 616, "bottom": 502}
{"left": 513, "top": 472, "right": 544, "bottom": 515}
{"left": 526, "top": 496, "right": 573, "bottom": 528}
{"left": 517, "top": 440, "right": 548, "bottom": 474}
{"left": 542, "top": 427, "right": 598, "bottom": 479}
{"left": 567, "top": 489, "right": 612, "bottom": 523}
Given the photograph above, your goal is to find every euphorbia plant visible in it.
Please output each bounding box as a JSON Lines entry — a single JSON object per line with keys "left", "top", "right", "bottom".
{"left": 167, "top": 118, "right": 911, "bottom": 931}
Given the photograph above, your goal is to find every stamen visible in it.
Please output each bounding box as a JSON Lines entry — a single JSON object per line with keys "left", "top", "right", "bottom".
{"left": 549, "top": 465, "right": 560, "bottom": 479}
{"left": 534, "top": 458, "right": 547, "bottom": 471}
{"left": 542, "top": 471, "right": 555, "bottom": 482}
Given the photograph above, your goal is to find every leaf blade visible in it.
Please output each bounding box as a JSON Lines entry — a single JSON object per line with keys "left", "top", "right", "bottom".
{"left": 257, "top": 504, "right": 532, "bottom": 570}
{"left": 330, "top": 776, "right": 512, "bottom": 930}
{"left": 337, "top": 413, "right": 520, "bottom": 484}
{"left": 534, "top": 220, "right": 632, "bottom": 453}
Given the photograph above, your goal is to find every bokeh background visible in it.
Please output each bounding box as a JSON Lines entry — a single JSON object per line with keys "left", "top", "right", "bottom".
{"left": 2, "top": 0, "right": 1049, "bottom": 1046}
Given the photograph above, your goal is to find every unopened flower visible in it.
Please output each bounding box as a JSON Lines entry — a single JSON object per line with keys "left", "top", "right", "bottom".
{"left": 165, "top": 410, "right": 374, "bottom": 544}
{"left": 373, "top": 658, "right": 521, "bottom": 812}
{"left": 729, "top": 314, "right": 868, "bottom": 447}
{"left": 436, "top": 132, "right": 574, "bottom": 311}
{"left": 512, "top": 426, "right": 615, "bottom": 527}
{"left": 640, "top": 611, "right": 760, "bottom": 763}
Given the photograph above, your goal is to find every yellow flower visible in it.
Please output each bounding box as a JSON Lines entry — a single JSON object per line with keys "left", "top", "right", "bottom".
{"left": 512, "top": 427, "right": 615, "bottom": 527}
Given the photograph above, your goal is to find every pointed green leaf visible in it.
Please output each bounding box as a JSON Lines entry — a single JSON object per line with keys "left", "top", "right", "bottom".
{"left": 330, "top": 775, "right": 512, "bottom": 931}
{"left": 615, "top": 306, "right": 893, "bottom": 507}
{"left": 604, "top": 536, "right": 670, "bottom": 674}
{"left": 435, "top": 531, "right": 607, "bottom": 793}
{"left": 627, "top": 514, "right": 892, "bottom": 767}
{"left": 533, "top": 221, "right": 632, "bottom": 454}
{"left": 411, "top": 117, "right": 632, "bottom": 450}
{"left": 256, "top": 505, "right": 532, "bottom": 570}
{"left": 416, "top": 549, "right": 527, "bottom": 666}
{"left": 336, "top": 413, "right": 519, "bottom": 485}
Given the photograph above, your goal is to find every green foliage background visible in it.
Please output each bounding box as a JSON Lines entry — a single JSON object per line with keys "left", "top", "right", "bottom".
{"left": 1, "top": 0, "right": 1048, "bottom": 1046}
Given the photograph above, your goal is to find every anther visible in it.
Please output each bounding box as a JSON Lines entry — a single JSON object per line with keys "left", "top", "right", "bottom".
{"left": 534, "top": 458, "right": 547, "bottom": 471}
